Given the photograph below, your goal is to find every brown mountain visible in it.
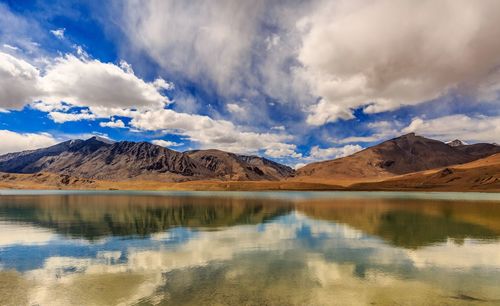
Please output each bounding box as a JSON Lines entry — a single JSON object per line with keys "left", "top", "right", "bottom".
{"left": 352, "top": 153, "right": 500, "bottom": 191}
{"left": 295, "top": 133, "right": 500, "bottom": 181}
{"left": 452, "top": 142, "right": 500, "bottom": 158}
{"left": 187, "top": 149, "right": 294, "bottom": 181}
{"left": 0, "top": 137, "right": 293, "bottom": 182}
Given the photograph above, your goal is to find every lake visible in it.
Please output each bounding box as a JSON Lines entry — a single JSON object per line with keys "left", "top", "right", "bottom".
{"left": 0, "top": 190, "right": 499, "bottom": 305}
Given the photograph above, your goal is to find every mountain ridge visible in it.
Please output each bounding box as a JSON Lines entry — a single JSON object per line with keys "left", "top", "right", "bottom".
{"left": 0, "top": 133, "right": 498, "bottom": 186}
{"left": 0, "top": 136, "right": 293, "bottom": 182}
{"left": 295, "top": 133, "right": 500, "bottom": 181}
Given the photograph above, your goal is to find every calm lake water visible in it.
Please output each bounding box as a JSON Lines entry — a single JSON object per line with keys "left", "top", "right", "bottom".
{"left": 0, "top": 191, "right": 499, "bottom": 305}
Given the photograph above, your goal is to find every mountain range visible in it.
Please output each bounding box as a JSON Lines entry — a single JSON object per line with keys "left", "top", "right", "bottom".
{"left": 0, "top": 133, "right": 499, "bottom": 191}
{"left": 0, "top": 136, "right": 293, "bottom": 182}
{"left": 295, "top": 133, "right": 500, "bottom": 181}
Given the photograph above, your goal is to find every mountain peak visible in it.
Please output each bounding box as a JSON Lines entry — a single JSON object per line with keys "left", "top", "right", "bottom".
{"left": 446, "top": 139, "right": 467, "bottom": 147}
{"left": 402, "top": 132, "right": 416, "bottom": 137}
{"left": 87, "top": 136, "right": 115, "bottom": 144}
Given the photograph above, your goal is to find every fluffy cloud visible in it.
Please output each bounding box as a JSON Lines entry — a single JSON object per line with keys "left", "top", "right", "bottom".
{"left": 0, "top": 52, "right": 42, "bottom": 109}
{"left": 402, "top": 115, "right": 500, "bottom": 143}
{"left": 99, "top": 119, "right": 126, "bottom": 128}
{"left": 50, "top": 28, "right": 65, "bottom": 39}
{"left": 226, "top": 103, "right": 253, "bottom": 122}
{"left": 151, "top": 139, "right": 183, "bottom": 148}
{"left": 39, "top": 55, "right": 169, "bottom": 109}
{"left": 0, "top": 130, "right": 58, "bottom": 155}
{"left": 307, "top": 144, "right": 363, "bottom": 161}
{"left": 130, "top": 109, "right": 299, "bottom": 157}
{"left": 300, "top": 0, "right": 500, "bottom": 125}
{"left": 227, "top": 103, "right": 246, "bottom": 115}
{"left": 0, "top": 52, "right": 170, "bottom": 111}
{"left": 49, "top": 110, "right": 97, "bottom": 123}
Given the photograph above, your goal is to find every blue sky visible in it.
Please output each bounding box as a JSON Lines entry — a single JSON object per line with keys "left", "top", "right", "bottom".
{"left": 1, "top": 0, "right": 500, "bottom": 167}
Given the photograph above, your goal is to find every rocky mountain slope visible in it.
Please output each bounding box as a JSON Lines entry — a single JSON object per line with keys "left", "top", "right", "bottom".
{"left": 0, "top": 137, "right": 293, "bottom": 181}
{"left": 296, "top": 133, "right": 500, "bottom": 181}
{"left": 187, "top": 149, "right": 294, "bottom": 181}
{"left": 352, "top": 153, "right": 500, "bottom": 191}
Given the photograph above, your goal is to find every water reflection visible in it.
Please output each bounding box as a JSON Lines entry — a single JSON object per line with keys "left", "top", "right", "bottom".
{"left": 0, "top": 192, "right": 499, "bottom": 305}
{"left": 0, "top": 195, "right": 293, "bottom": 239}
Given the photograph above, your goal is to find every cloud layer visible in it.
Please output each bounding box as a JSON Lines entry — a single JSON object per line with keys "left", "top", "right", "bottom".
{"left": 403, "top": 114, "right": 500, "bottom": 143}
{"left": 131, "top": 109, "right": 298, "bottom": 157}
{"left": 118, "top": 0, "right": 500, "bottom": 149}
{"left": 0, "top": 130, "right": 58, "bottom": 155}
{"left": 300, "top": 0, "right": 500, "bottom": 125}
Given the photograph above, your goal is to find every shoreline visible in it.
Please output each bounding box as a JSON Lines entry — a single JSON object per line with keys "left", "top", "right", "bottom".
{"left": 1, "top": 171, "right": 499, "bottom": 193}
{"left": 1, "top": 181, "right": 499, "bottom": 193}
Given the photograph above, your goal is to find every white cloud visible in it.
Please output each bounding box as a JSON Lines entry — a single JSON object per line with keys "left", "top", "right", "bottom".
{"left": 50, "top": 28, "right": 65, "bottom": 39}
{"left": 0, "top": 52, "right": 171, "bottom": 112}
{"left": 151, "top": 139, "right": 183, "bottom": 147}
{"left": 293, "top": 162, "right": 307, "bottom": 170}
{"left": 39, "top": 55, "right": 170, "bottom": 109}
{"left": 226, "top": 103, "right": 251, "bottom": 122}
{"left": 265, "top": 34, "right": 280, "bottom": 50}
{"left": 99, "top": 119, "right": 126, "bottom": 128}
{"left": 0, "top": 52, "right": 42, "bottom": 109}
{"left": 30, "top": 101, "right": 71, "bottom": 113}
{"left": 227, "top": 103, "right": 245, "bottom": 115}
{"left": 74, "top": 45, "right": 88, "bottom": 58}
{"left": 130, "top": 109, "right": 299, "bottom": 157}
{"left": 264, "top": 143, "right": 302, "bottom": 159}
{"left": 0, "top": 3, "right": 45, "bottom": 55}
{"left": 402, "top": 114, "right": 500, "bottom": 143}
{"left": 120, "top": 0, "right": 314, "bottom": 117}
{"left": 2, "top": 43, "right": 19, "bottom": 51}
{"left": 119, "top": 59, "right": 134, "bottom": 74}
{"left": 153, "top": 78, "right": 174, "bottom": 90}
{"left": 0, "top": 130, "right": 58, "bottom": 155}
{"left": 48, "top": 110, "right": 96, "bottom": 123}
{"left": 306, "top": 144, "right": 363, "bottom": 161}
{"left": 299, "top": 0, "right": 500, "bottom": 125}
{"left": 122, "top": 0, "right": 265, "bottom": 96}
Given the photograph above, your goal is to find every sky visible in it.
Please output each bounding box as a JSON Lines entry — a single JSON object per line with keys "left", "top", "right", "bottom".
{"left": 1, "top": 0, "right": 500, "bottom": 168}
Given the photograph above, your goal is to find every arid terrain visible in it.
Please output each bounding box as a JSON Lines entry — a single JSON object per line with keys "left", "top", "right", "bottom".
{"left": 0, "top": 133, "right": 499, "bottom": 192}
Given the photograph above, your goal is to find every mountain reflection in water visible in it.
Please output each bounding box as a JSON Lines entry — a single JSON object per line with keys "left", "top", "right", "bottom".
{"left": 0, "top": 192, "right": 499, "bottom": 305}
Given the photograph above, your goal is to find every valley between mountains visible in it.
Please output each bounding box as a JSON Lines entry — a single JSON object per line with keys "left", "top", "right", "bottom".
{"left": 0, "top": 133, "right": 499, "bottom": 191}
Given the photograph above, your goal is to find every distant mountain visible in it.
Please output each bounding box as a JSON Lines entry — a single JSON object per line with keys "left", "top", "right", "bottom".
{"left": 187, "top": 149, "right": 294, "bottom": 181}
{"left": 0, "top": 137, "right": 293, "bottom": 182}
{"left": 296, "top": 133, "right": 500, "bottom": 180}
